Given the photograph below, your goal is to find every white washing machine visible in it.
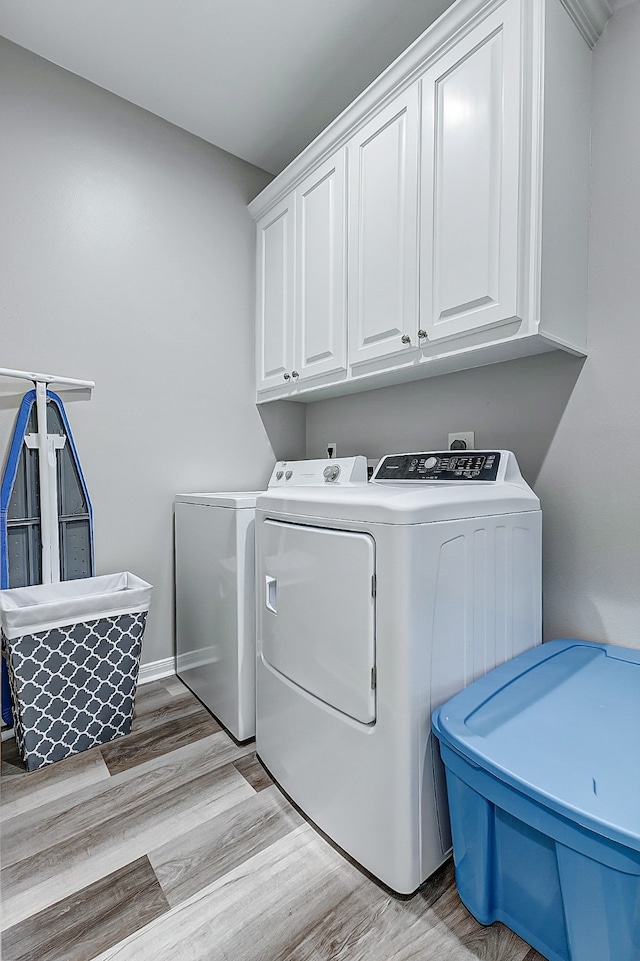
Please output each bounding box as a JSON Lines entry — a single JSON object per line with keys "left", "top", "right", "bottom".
{"left": 174, "top": 457, "right": 367, "bottom": 741}
{"left": 255, "top": 450, "right": 542, "bottom": 893}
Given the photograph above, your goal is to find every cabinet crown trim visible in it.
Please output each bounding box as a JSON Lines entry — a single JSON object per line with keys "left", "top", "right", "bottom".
{"left": 560, "top": 0, "right": 611, "bottom": 46}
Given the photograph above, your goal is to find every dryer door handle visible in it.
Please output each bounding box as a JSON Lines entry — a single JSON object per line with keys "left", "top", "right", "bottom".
{"left": 265, "top": 575, "right": 278, "bottom": 614}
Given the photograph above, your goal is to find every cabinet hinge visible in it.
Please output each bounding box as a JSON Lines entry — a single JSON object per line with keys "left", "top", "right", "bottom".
{"left": 371, "top": 666, "right": 377, "bottom": 690}
{"left": 371, "top": 574, "right": 377, "bottom": 597}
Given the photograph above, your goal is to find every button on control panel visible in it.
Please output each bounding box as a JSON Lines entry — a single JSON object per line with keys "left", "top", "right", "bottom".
{"left": 374, "top": 452, "right": 500, "bottom": 482}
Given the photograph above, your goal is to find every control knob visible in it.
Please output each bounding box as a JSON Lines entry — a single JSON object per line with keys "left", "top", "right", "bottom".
{"left": 424, "top": 456, "right": 438, "bottom": 470}
{"left": 323, "top": 464, "right": 341, "bottom": 483}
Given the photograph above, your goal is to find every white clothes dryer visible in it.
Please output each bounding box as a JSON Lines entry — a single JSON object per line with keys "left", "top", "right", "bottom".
{"left": 174, "top": 457, "right": 367, "bottom": 741}
{"left": 255, "top": 450, "right": 542, "bottom": 893}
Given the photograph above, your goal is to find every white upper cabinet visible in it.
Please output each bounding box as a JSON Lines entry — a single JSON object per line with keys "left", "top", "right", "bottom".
{"left": 255, "top": 155, "right": 347, "bottom": 395}
{"left": 347, "top": 86, "right": 420, "bottom": 366}
{"left": 250, "top": 0, "right": 609, "bottom": 403}
{"left": 420, "top": 0, "right": 521, "bottom": 342}
{"left": 295, "top": 153, "right": 347, "bottom": 382}
{"left": 255, "top": 196, "right": 294, "bottom": 393}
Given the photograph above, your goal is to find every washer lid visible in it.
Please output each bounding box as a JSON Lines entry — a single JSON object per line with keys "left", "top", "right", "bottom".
{"left": 175, "top": 491, "right": 264, "bottom": 508}
{"left": 433, "top": 639, "right": 640, "bottom": 853}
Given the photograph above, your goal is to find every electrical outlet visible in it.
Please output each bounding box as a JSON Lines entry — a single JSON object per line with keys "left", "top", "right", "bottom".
{"left": 326, "top": 442, "right": 337, "bottom": 459}
{"left": 448, "top": 431, "right": 475, "bottom": 451}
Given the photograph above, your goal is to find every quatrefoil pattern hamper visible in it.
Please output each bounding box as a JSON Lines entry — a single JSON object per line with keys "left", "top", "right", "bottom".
{"left": 0, "top": 572, "right": 152, "bottom": 771}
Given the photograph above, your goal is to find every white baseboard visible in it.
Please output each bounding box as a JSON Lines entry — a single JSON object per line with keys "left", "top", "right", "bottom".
{"left": 138, "top": 656, "right": 176, "bottom": 685}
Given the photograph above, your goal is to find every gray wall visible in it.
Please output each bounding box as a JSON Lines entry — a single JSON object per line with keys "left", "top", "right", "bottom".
{"left": 306, "top": 3, "right": 640, "bottom": 649}
{"left": 2, "top": 2, "right": 638, "bottom": 673}
{"left": 0, "top": 39, "right": 306, "bottom": 669}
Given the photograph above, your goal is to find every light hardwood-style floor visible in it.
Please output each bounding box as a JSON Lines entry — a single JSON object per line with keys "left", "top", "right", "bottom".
{"left": 0, "top": 677, "right": 546, "bottom": 961}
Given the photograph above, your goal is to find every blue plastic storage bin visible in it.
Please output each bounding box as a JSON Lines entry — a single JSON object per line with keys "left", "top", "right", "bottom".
{"left": 432, "top": 638, "right": 640, "bottom": 961}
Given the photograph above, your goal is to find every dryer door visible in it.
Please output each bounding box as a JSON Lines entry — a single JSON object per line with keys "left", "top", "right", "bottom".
{"left": 261, "top": 520, "right": 376, "bottom": 723}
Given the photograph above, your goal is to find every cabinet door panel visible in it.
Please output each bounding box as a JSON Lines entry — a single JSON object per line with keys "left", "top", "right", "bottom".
{"left": 348, "top": 86, "right": 420, "bottom": 366}
{"left": 421, "top": 0, "right": 521, "bottom": 341}
{"left": 296, "top": 154, "right": 347, "bottom": 380}
{"left": 256, "top": 197, "right": 294, "bottom": 392}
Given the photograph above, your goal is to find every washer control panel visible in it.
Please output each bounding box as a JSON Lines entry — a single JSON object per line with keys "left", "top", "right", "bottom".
{"left": 267, "top": 456, "right": 368, "bottom": 487}
{"left": 373, "top": 451, "right": 501, "bottom": 482}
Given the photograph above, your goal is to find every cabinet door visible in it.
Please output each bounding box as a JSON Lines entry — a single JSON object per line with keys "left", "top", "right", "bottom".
{"left": 420, "top": 0, "right": 521, "bottom": 342}
{"left": 348, "top": 85, "right": 420, "bottom": 366}
{"left": 295, "top": 153, "right": 347, "bottom": 381}
{"left": 256, "top": 195, "right": 295, "bottom": 393}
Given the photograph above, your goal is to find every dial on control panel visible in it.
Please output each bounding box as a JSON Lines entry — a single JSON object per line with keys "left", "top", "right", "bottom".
{"left": 323, "top": 465, "right": 341, "bottom": 483}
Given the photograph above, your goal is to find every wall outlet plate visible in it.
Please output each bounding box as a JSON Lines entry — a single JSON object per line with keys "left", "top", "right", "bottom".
{"left": 448, "top": 431, "right": 475, "bottom": 450}
{"left": 326, "top": 442, "right": 337, "bottom": 459}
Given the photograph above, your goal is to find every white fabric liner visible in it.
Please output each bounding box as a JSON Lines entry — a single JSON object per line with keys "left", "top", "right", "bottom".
{"left": 0, "top": 572, "right": 153, "bottom": 640}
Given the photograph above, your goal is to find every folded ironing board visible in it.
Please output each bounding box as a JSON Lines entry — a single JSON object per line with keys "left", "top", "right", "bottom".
{"left": 1, "top": 387, "right": 94, "bottom": 724}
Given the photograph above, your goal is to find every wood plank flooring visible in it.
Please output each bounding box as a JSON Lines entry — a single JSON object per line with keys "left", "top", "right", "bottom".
{"left": 1, "top": 677, "right": 546, "bottom": 961}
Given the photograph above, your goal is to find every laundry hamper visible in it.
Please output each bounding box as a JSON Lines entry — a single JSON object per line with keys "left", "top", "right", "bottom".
{"left": 0, "top": 572, "right": 152, "bottom": 771}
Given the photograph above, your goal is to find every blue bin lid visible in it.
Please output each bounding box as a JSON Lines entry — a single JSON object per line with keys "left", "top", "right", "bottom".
{"left": 432, "top": 639, "right": 640, "bottom": 853}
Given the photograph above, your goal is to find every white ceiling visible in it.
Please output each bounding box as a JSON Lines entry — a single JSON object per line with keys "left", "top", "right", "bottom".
{"left": 0, "top": 0, "right": 455, "bottom": 175}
